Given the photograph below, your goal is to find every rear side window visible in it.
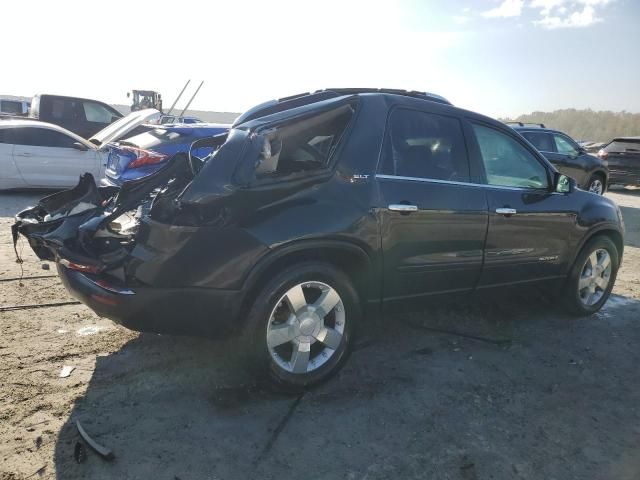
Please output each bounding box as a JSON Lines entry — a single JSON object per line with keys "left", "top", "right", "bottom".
{"left": 254, "top": 104, "right": 354, "bottom": 177}
{"left": 83, "top": 101, "right": 117, "bottom": 123}
{"left": 605, "top": 140, "right": 640, "bottom": 153}
{"left": 472, "top": 123, "right": 549, "bottom": 190}
{"left": 11, "top": 128, "right": 77, "bottom": 148}
{"left": 521, "top": 131, "right": 555, "bottom": 152}
{"left": 380, "top": 108, "right": 470, "bottom": 182}
{"left": 45, "top": 98, "right": 79, "bottom": 121}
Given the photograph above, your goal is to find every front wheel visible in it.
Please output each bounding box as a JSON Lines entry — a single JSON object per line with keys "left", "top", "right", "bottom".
{"left": 243, "top": 262, "right": 359, "bottom": 391}
{"left": 563, "top": 236, "right": 619, "bottom": 316}
{"left": 587, "top": 174, "right": 606, "bottom": 195}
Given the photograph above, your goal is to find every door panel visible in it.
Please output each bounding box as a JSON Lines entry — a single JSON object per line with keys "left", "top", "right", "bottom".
{"left": 11, "top": 128, "right": 100, "bottom": 188}
{"left": 377, "top": 107, "right": 488, "bottom": 300}
{"left": 468, "top": 122, "right": 578, "bottom": 286}
{"left": 0, "top": 143, "right": 28, "bottom": 189}
{"left": 378, "top": 177, "right": 488, "bottom": 299}
{"left": 480, "top": 188, "right": 576, "bottom": 286}
{"left": 14, "top": 145, "right": 99, "bottom": 187}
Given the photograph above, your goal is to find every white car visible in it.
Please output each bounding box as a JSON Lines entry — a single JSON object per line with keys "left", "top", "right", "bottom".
{"left": 0, "top": 109, "right": 161, "bottom": 190}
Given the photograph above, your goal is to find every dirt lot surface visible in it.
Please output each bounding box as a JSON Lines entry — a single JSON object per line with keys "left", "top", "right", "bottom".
{"left": 1, "top": 188, "right": 639, "bottom": 480}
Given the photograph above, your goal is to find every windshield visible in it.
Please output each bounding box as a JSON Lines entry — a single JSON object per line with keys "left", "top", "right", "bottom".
{"left": 90, "top": 108, "right": 160, "bottom": 145}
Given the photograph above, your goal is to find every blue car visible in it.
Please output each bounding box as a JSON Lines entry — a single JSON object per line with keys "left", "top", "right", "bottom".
{"left": 102, "top": 123, "right": 229, "bottom": 186}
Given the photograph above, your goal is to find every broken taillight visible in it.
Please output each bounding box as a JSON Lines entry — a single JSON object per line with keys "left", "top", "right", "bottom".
{"left": 126, "top": 148, "right": 168, "bottom": 169}
{"left": 59, "top": 259, "right": 101, "bottom": 274}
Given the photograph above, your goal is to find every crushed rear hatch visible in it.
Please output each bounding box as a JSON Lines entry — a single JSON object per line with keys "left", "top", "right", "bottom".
{"left": 12, "top": 153, "right": 193, "bottom": 272}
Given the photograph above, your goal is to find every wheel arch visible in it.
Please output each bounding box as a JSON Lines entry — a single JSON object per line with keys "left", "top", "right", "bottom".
{"left": 590, "top": 169, "right": 609, "bottom": 191}
{"left": 572, "top": 226, "right": 624, "bottom": 271}
{"left": 238, "top": 239, "right": 377, "bottom": 326}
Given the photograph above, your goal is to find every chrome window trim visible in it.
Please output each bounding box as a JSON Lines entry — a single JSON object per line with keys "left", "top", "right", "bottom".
{"left": 375, "top": 174, "right": 557, "bottom": 193}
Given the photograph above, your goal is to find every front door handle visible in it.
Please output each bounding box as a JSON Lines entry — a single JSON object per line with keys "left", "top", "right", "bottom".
{"left": 496, "top": 207, "right": 517, "bottom": 216}
{"left": 389, "top": 204, "right": 418, "bottom": 213}
{"left": 15, "top": 152, "right": 32, "bottom": 157}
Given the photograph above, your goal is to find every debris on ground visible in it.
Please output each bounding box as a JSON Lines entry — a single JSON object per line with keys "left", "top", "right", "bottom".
{"left": 76, "top": 420, "right": 115, "bottom": 461}
{"left": 76, "top": 326, "right": 106, "bottom": 336}
{"left": 74, "top": 442, "right": 87, "bottom": 464}
{"left": 59, "top": 366, "right": 75, "bottom": 378}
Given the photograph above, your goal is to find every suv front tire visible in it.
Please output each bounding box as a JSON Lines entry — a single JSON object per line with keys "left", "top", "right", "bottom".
{"left": 563, "top": 235, "right": 619, "bottom": 316}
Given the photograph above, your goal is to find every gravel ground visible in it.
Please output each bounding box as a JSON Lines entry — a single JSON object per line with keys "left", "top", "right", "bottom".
{"left": 1, "top": 187, "right": 639, "bottom": 480}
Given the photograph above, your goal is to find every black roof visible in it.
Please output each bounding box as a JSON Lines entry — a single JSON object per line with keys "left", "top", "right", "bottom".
{"left": 233, "top": 88, "right": 451, "bottom": 127}
{"left": 505, "top": 121, "right": 546, "bottom": 129}
{"left": 610, "top": 136, "right": 640, "bottom": 142}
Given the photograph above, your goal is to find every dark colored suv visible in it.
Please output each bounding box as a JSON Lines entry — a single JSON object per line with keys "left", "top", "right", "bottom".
{"left": 14, "top": 89, "right": 625, "bottom": 390}
{"left": 598, "top": 137, "right": 640, "bottom": 186}
{"left": 508, "top": 123, "right": 609, "bottom": 195}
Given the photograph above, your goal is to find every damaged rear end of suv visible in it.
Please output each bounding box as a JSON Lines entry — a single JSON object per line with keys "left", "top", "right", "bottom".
{"left": 13, "top": 91, "right": 367, "bottom": 389}
{"left": 13, "top": 88, "right": 626, "bottom": 390}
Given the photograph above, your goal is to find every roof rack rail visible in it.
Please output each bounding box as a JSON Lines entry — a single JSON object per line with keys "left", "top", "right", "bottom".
{"left": 234, "top": 88, "right": 452, "bottom": 127}
{"left": 505, "top": 121, "right": 546, "bottom": 128}
{"left": 317, "top": 88, "right": 451, "bottom": 105}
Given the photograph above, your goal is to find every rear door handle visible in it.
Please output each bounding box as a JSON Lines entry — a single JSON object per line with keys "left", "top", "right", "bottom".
{"left": 389, "top": 204, "right": 418, "bottom": 213}
{"left": 496, "top": 207, "right": 517, "bottom": 216}
{"left": 15, "top": 152, "right": 32, "bottom": 157}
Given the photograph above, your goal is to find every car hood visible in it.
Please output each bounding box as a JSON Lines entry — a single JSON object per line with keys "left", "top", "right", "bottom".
{"left": 89, "top": 109, "right": 161, "bottom": 148}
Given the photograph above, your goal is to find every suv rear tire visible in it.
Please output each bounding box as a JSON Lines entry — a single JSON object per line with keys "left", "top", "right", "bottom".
{"left": 243, "top": 262, "right": 359, "bottom": 391}
{"left": 563, "top": 235, "right": 619, "bottom": 316}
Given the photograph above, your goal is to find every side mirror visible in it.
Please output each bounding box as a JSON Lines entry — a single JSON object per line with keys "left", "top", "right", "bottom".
{"left": 554, "top": 173, "right": 575, "bottom": 193}
{"left": 72, "top": 141, "right": 88, "bottom": 151}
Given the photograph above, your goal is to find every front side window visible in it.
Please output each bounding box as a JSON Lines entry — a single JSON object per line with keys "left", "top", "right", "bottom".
{"left": 380, "top": 109, "right": 470, "bottom": 182}
{"left": 554, "top": 134, "right": 578, "bottom": 156}
{"left": 521, "top": 131, "right": 555, "bottom": 153}
{"left": 254, "top": 104, "right": 354, "bottom": 178}
{"left": 84, "top": 102, "right": 116, "bottom": 123}
{"left": 472, "top": 123, "right": 549, "bottom": 189}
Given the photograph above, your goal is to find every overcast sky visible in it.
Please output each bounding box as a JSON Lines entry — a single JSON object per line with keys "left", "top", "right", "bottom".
{"left": 3, "top": 0, "right": 639, "bottom": 118}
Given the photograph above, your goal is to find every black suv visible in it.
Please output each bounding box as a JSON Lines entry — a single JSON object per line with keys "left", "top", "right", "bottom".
{"left": 14, "top": 89, "right": 625, "bottom": 390}
{"left": 598, "top": 137, "right": 640, "bottom": 187}
{"left": 508, "top": 123, "right": 609, "bottom": 195}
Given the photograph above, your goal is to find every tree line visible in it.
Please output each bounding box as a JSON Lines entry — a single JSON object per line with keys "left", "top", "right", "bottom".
{"left": 501, "top": 109, "right": 640, "bottom": 143}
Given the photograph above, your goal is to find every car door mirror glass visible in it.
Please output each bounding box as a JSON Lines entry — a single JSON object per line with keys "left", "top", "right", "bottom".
{"left": 72, "top": 141, "right": 88, "bottom": 151}
{"left": 555, "top": 173, "right": 573, "bottom": 193}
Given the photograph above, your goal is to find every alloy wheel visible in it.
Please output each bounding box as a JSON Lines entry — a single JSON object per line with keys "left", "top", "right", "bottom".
{"left": 589, "top": 179, "right": 604, "bottom": 195}
{"left": 266, "top": 281, "right": 346, "bottom": 374}
{"left": 578, "top": 248, "right": 611, "bottom": 306}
